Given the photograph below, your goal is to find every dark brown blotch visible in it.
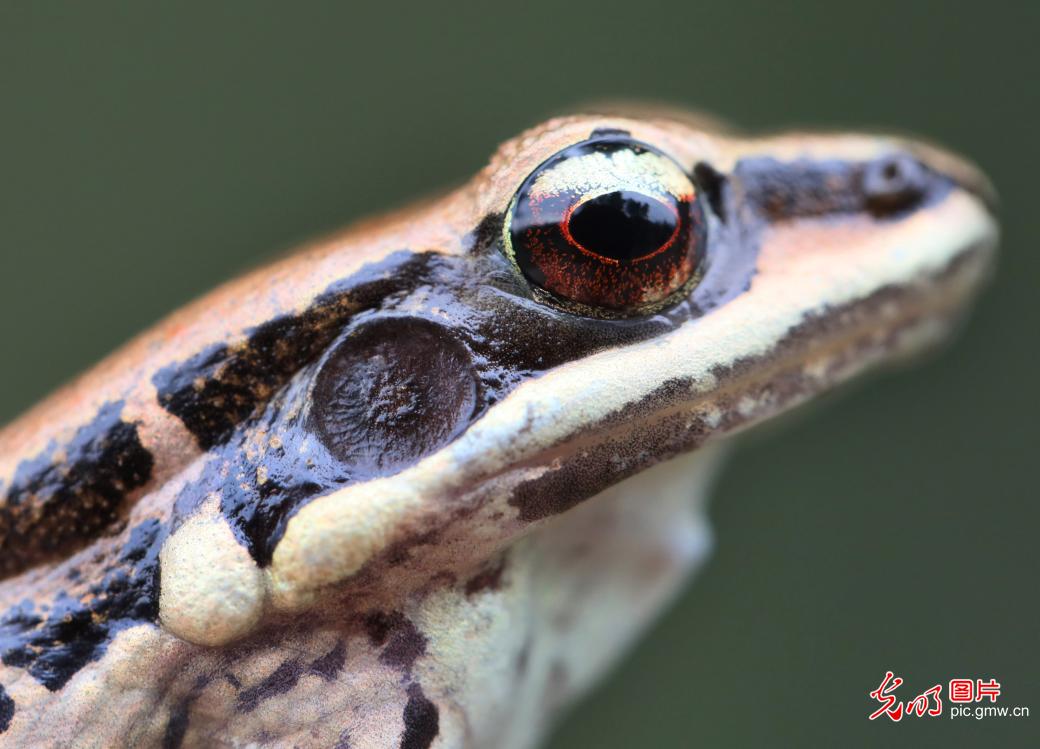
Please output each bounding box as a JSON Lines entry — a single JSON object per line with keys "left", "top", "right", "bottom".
{"left": 161, "top": 702, "right": 190, "bottom": 749}
{"left": 235, "top": 640, "right": 347, "bottom": 713}
{"left": 0, "top": 401, "right": 154, "bottom": 580}
{"left": 400, "top": 683, "right": 439, "bottom": 749}
{"left": 0, "top": 685, "right": 12, "bottom": 733}
{"left": 363, "top": 611, "right": 427, "bottom": 673}
{"left": 509, "top": 399, "right": 710, "bottom": 522}
{"left": 0, "top": 519, "right": 164, "bottom": 691}
{"left": 162, "top": 675, "right": 208, "bottom": 749}
{"left": 464, "top": 555, "right": 508, "bottom": 597}
{"left": 236, "top": 658, "right": 304, "bottom": 713}
{"left": 309, "top": 640, "right": 347, "bottom": 681}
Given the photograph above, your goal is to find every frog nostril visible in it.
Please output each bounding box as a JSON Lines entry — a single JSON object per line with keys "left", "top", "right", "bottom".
{"left": 862, "top": 153, "right": 930, "bottom": 216}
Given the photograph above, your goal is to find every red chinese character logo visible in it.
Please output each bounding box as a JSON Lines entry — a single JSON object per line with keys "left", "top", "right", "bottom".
{"left": 977, "top": 678, "right": 1001, "bottom": 703}
{"left": 949, "top": 678, "right": 974, "bottom": 703}
{"left": 869, "top": 672, "right": 943, "bottom": 721}
{"left": 869, "top": 671, "right": 904, "bottom": 721}
{"left": 907, "top": 684, "right": 944, "bottom": 717}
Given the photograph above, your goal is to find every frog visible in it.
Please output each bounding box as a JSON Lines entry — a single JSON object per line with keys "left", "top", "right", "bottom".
{"left": 0, "top": 108, "right": 997, "bottom": 748}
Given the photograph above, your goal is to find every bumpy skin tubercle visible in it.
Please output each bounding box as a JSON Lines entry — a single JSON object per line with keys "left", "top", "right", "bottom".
{"left": 0, "top": 110, "right": 996, "bottom": 748}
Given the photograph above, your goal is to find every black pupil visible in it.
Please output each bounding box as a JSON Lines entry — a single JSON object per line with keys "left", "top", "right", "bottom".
{"left": 567, "top": 190, "right": 677, "bottom": 263}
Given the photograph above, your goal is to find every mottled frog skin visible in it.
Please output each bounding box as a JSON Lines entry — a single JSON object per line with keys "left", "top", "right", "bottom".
{"left": 0, "top": 110, "right": 996, "bottom": 748}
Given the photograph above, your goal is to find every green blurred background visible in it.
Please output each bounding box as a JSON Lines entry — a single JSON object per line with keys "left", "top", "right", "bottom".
{"left": 1, "top": 3, "right": 1036, "bottom": 747}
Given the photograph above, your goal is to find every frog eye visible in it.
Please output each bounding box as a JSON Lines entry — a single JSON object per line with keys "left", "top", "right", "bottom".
{"left": 503, "top": 135, "right": 706, "bottom": 316}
